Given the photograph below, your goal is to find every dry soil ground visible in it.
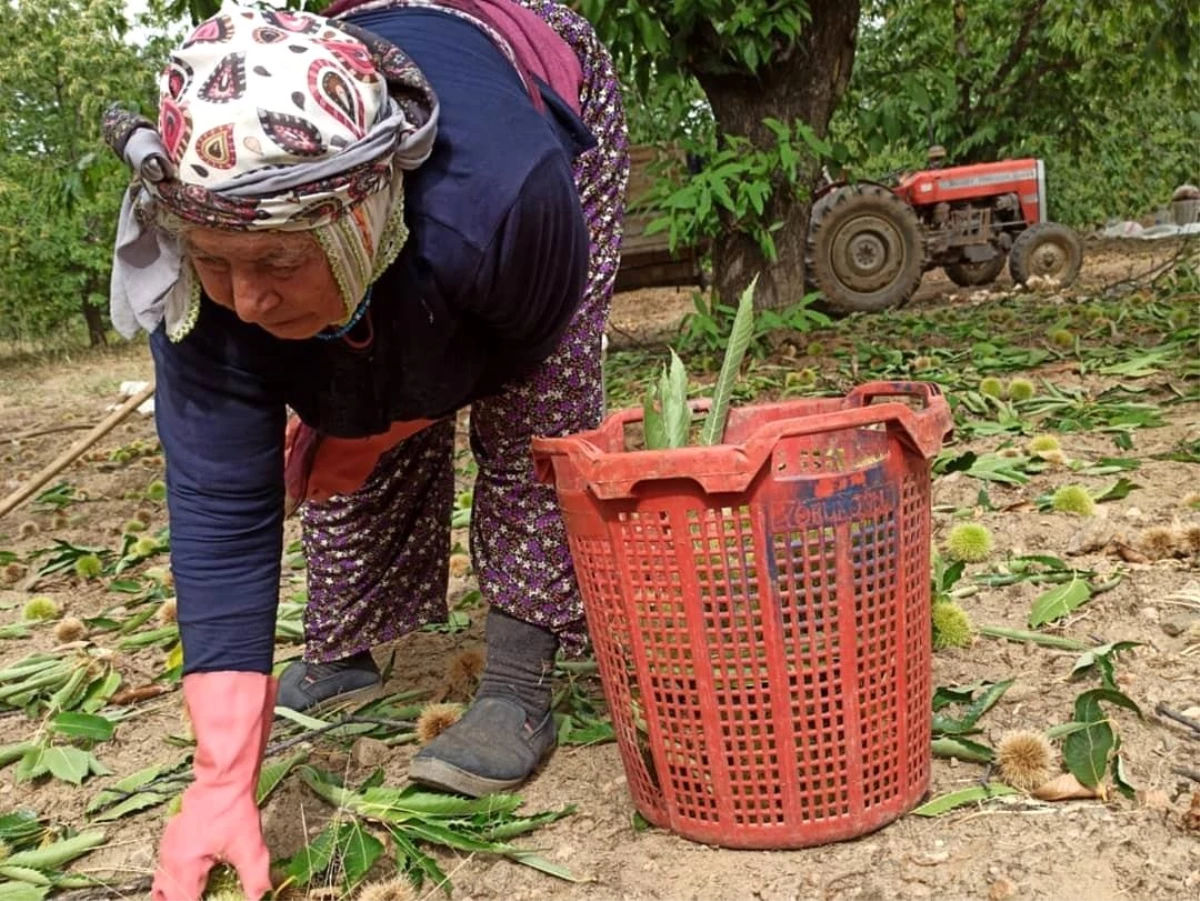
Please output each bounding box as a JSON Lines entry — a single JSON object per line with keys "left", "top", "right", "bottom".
{"left": 1, "top": 237, "right": 1198, "bottom": 901}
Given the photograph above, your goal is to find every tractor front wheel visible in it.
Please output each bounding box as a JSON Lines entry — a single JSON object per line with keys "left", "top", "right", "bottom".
{"left": 806, "top": 184, "right": 926, "bottom": 314}
{"left": 1008, "top": 222, "right": 1083, "bottom": 287}
{"left": 944, "top": 255, "right": 1006, "bottom": 287}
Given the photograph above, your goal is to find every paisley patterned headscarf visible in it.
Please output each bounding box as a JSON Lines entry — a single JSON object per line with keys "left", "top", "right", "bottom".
{"left": 105, "top": 0, "right": 438, "bottom": 341}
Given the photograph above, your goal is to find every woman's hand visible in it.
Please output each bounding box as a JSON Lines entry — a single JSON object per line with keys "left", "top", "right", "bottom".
{"left": 151, "top": 672, "right": 277, "bottom": 901}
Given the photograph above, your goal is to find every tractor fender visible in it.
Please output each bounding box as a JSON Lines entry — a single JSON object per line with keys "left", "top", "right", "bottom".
{"left": 812, "top": 179, "right": 900, "bottom": 205}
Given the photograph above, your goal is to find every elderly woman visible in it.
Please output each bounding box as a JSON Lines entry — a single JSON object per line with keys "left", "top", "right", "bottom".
{"left": 105, "top": 0, "right": 626, "bottom": 897}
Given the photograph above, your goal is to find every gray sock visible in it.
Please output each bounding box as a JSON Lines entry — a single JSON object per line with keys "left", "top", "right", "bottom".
{"left": 475, "top": 608, "right": 559, "bottom": 721}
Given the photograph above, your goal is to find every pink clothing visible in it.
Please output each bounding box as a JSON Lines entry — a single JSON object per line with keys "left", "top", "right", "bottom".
{"left": 326, "top": 0, "right": 584, "bottom": 112}
{"left": 471, "top": 0, "right": 583, "bottom": 113}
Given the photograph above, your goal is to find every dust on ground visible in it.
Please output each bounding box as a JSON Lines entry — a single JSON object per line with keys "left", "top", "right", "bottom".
{"left": 1, "top": 244, "right": 1198, "bottom": 901}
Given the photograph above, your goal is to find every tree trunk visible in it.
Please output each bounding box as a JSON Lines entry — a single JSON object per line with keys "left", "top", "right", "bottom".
{"left": 82, "top": 295, "right": 107, "bottom": 347}
{"left": 693, "top": 0, "right": 861, "bottom": 310}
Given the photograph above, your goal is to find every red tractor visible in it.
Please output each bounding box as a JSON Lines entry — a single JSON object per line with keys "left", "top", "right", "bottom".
{"left": 806, "top": 151, "right": 1085, "bottom": 313}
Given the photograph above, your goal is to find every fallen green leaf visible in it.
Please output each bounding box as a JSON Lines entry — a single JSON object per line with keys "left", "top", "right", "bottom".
{"left": 0, "top": 743, "right": 38, "bottom": 768}
{"left": 506, "top": 850, "right": 581, "bottom": 883}
{"left": 1075, "top": 457, "right": 1141, "bottom": 476}
{"left": 1029, "top": 576, "right": 1092, "bottom": 628}
{"left": 911, "top": 783, "right": 1017, "bottom": 817}
{"left": 1075, "top": 687, "right": 1143, "bottom": 720}
{"left": 87, "top": 762, "right": 167, "bottom": 813}
{"left": 1063, "top": 719, "right": 1114, "bottom": 789}
{"left": 79, "top": 671, "right": 122, "bottom": 714}
{"left": 1071, "top": 641, "right": 1141, "bottom": 688}
{"left": 339, "top": 820, "right": 385, "bottom": 891}
{"left": 256, "top": 751, "right": 306, "bottom": 806}
{"left": 1112, "top": 750, "right": 1136, "bottom": 800}
{"left": 4, "top": 830, "right": 106, "bottom": 869}
{"left": 932, "top": 682, "right": 985, "bottom": 712}
{"left": 933, "top": 679, "right": 1014, "bottom": 735}
{"left": 978, "top": 625, "right": 1089, "bottom": 650}
{"left": 0, "top": 811, "right": 41, "bottom": 843}
{"left": 1092, "top": 477, "right": 1140, "bottom": 503}
{"left": 1045, "top": 721, "right": 1095, "bottom": 740}
{"left": 43, "top": 746, "right": 91, "bottom": 785}
{"left": 0, "top": 882, "right": 47, "bottom": 901}
{"left": 91, "top": 791, "right": 169, "bottom": 823}
{"left": 0, "top": 866, "right": 51, "bottom": 886}
{"left": 931, "top": 736, "right": 994, "bottom": 763}
{"left": 50, "top": 712, "right": 115, "bottom": 742}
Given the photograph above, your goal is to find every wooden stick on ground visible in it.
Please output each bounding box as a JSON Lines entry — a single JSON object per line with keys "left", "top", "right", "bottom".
{"left": 8, "top": 422, "right": 96, "bottom": 442}
{"left": 1156, "top": 702, "right": 1200, "bottom": 737}
{"left": 0, "top": 380, "right": 156, "bottom": 520}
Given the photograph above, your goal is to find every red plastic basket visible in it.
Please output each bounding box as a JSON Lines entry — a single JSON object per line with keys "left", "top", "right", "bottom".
{"left": 533, "top": 381, "right": 954, "bottom": 849}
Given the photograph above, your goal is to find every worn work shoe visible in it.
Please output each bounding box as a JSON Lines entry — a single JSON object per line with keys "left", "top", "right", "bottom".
{"left": 276, "top": 650, "right": 381, "bottom": 713}
{"left": 408, "top": 697, "right": 556, "bottom": 797}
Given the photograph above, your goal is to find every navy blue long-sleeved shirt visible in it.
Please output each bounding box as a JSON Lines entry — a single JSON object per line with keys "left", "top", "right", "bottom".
{"left": 150, "top": 9, "right": 594, "bottom": 674}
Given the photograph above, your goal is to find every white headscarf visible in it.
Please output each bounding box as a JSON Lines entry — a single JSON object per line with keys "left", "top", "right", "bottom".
{"left": 105, "top": 0, "right": 439, "bottom": 340}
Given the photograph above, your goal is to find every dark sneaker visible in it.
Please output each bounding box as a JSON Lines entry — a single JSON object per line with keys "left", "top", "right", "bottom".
{"left": 276, "top": 651, "right": 381, "bottom": 713}
{"left": 408, "top": 696, "right": 556, "bottom": 797}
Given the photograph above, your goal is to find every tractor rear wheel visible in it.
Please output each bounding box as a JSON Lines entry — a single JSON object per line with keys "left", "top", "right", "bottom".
{"left": 1008, "top": 222, "right": 1083, "bottom": 287}
{"left": 944, "top": 255, "right": 1006, "bottom": 287}
{"left": 806, "top": 184, "right": 925, "bottom": 313}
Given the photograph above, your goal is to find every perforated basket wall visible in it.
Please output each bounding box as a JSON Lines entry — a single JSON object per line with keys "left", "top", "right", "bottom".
{"left": 534, "top": 383, "right": 953, "bottom": 849}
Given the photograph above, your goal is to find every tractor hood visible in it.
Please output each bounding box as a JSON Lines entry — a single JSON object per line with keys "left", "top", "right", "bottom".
{"left": 897, "top": 158, "right": 1046, "bottom": 225}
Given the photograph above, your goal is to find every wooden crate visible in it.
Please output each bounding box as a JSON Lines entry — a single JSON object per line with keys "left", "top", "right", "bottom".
{"left": 614, "top": 144, "right": 708, "bottom": 294}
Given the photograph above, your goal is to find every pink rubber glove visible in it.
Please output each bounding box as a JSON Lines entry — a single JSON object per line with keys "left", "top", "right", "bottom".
{"left": 151, "top": 672, "right": 278, "bottom": 901}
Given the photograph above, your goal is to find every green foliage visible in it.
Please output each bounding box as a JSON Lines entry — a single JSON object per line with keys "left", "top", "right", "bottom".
{"left": 1028, "top": 574, "right": 1093, "bottom": 628}
{"left": 643, "top": 119, "right": 834, "bottom": 260}
{"left": 604, "top": 0, "right": 1199, "bottom": 282}
{"left": 932, "top": 679, "right": 1013, "bottom": 735}
{"left": 677, "top": 290, "right": 830, "bottom": 359}
{"left": 7, "top": 0, "right": 1195, "bottom": 343}
{"left": 622, "top": 72, "right": 712, "bottom": 148}
{"left": 930, "top": 677, "right": 1013, "bottom": 763}
{"left": 1057, "top": 686, "right": 1142, "bottom": 797}
{"left": 643, "top": 276, "right": 758, "bottom": 449}
{"left": 642, "top": 351, "right": 692, "bottom": 450}
{"left": 0, "top": 818, "right": 106, "bottom": 895}
{"left": 575, "top": 1, "right": 810, "bottom": 85}
{"left": 911, "top": 782, "right": 1017, "bottom": 816}
{"left": 698, "top": 275, "right": 757, "bottom": 446}
{"left": 294, "top": 766, "right": 577, "bottom": 893}
{"left": 580, "top": 2, "right": 855, "bottom": 307}
{"left": 0, "top": 0, "right": 178, "bottom": 347}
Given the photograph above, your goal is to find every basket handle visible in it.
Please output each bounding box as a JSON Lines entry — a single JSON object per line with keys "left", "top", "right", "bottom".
{"left": 589, "top": 382, "right": 938, "bottom": 444}
{"left": 532, "top": 382, "right": 954, "bottom": 497}
{"left": 845, "top": 380, "right": 944, "bottom": 409}
{"left": 742, "top": 389, "right": 953, "bottom": 462}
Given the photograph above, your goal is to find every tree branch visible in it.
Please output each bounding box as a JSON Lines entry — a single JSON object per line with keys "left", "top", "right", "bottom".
{"left": 985, "top": 0, "right": 1049, "bottom": 98}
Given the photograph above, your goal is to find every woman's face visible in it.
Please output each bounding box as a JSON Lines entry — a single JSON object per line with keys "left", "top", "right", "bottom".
{"left": 185, "top": 228, "right": 344, "bottom": 340}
